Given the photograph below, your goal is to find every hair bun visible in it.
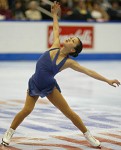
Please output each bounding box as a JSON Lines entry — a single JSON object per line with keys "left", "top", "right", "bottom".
{"left": 69, "top": 52, "right": 78, "bottom": 57}
{"left": 73, "top": 53, "right": 78, "bottom": 57}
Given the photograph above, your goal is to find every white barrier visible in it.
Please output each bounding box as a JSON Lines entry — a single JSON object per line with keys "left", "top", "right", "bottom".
{"left": 0, "top": 21, "right": 121, "bottom": 54}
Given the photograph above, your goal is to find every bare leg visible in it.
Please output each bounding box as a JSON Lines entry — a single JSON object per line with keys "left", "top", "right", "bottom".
{"left": 47, "top": 88, "right": 87, "bottom": 133}
{"left": 10, "top": 93, "right": 39, "bottom": 130}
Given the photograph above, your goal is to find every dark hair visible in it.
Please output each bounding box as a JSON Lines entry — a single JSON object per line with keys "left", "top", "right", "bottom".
{"left": 69, "top": 38, "right": 83, "bottom": 57}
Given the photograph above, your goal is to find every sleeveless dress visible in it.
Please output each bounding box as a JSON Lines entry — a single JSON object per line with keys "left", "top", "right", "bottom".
{"left": 28, "top": 48, "right": 68, "bottom": 98}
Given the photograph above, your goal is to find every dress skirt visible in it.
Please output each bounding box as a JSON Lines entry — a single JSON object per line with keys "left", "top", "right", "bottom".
{"left": 28, "top": 77, "right": 61, "bottom": 98}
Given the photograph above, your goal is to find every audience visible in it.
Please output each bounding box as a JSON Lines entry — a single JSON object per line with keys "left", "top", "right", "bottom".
{"left": 107, "top": 1, "right": 121, "bottom": 21}
{"left": 60, "top": 0, "right": 72, "bottom": 18}
{"left": 12, "top": 0, "right": 26, "bottom": 20}
{"left": 62, "top": 1, "right": 93, "bottom": 21}
{"left": 0, "top": 0, "right": 13, "bottom": 20}
{"left": 1, "top": 0, "right": 121, "bottom": 21}
{"left": 25, "top": 0, "right": 42, "bottom": 20}
{"left": 90, "top": 1, "right": 109, "bottom": 22}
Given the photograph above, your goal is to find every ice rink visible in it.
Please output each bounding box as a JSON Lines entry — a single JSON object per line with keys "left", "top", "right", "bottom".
{"left": 0, "top": 61, "right": 121, "bottom": 150}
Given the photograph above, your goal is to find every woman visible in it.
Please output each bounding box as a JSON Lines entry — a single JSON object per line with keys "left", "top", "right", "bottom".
{"left": 1, "top": 1, "right": 120, "bottom": 148}
{"left": 90, "top": 1, "right": 109, "bottom": 22}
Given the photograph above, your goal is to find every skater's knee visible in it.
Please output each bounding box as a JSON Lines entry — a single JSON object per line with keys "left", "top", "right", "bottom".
{"left": 21, "top": 107, "right": 33, "bottom": 116}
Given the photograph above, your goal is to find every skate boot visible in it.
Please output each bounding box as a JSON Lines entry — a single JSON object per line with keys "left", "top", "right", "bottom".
{"left": 1, "top": 128, "right": 15, "bottom": 146}
{"left": 84, "top": 130, "right": 101, "bottom": 147}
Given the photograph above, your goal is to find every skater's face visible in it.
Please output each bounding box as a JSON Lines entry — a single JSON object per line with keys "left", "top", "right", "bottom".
{"left": 63, "top": 37, "right": 80, "bottom": 51}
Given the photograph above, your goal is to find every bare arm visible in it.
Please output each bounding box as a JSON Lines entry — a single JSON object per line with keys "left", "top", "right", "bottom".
{"left": 68, "top": 59, "right": 120, "bottom": 87}
{"left": 51, "top": 1, "right": 60, "bottom": 48}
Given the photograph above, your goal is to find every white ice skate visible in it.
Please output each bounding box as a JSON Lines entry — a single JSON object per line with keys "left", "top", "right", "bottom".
{"left": 1, "top": 128, "right": 15, "bottom": 146}
{"left": 84, "top": 130, "right": 101, "bottom": 147}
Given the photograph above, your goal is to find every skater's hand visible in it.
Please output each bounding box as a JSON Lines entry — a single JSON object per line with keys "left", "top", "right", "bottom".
{"left": 107, "top": 79, "right": 120, "bottom": 87}
{"left": 51, "top": 1, "right": 60, "bottom": 15}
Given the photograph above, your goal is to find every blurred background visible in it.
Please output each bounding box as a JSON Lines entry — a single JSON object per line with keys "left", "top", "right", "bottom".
{"left": 0, "top": 0, "right": 121, "bottom": 21}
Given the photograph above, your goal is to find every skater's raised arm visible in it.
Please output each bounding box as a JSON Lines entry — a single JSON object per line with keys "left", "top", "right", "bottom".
{"left": 68, "top": 59, "right": 120, "bottom": 87}
{"left": 51, "top": 1, "right": 60, "bottom": 48}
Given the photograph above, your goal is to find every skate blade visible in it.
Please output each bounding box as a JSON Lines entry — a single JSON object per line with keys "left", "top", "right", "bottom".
{"left": 97, "top": 145, "right": 101, "bottom": 149}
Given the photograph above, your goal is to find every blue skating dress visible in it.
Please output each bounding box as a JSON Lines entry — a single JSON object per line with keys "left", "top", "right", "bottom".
{"left": 28, "top": 48, "right": 68, "bottom": 98}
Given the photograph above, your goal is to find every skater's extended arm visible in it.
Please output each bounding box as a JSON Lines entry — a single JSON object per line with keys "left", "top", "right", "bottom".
{"left": 68, "top": 59, "right": 120, "bottom": 87}
{"left": 51, "top": 1, "right": 60, "bottom": 48}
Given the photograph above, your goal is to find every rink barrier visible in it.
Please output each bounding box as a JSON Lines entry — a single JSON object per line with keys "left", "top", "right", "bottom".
{"left": 0, "top": 21, "right": 121, "bottom": 54}
{"left": 0, "top": 53, "right": 121, "bottom": 61}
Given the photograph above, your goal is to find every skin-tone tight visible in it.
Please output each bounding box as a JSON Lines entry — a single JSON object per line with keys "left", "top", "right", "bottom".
{"left": 10, "top": 88, "right": 87, "bottom": 133}
{"left": 10, "top": 93, "right": 39, "bottom": 129}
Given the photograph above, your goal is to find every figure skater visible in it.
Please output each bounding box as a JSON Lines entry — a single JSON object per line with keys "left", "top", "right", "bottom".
{"left": 1, "top": 1, "right": 120, "bottom": 148}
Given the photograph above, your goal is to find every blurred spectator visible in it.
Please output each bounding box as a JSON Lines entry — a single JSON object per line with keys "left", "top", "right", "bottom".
{"left": 0, "top": 0, "right": 13, "bottom": 20}
{"left": 60, "top": 0, "right": 72, "bottom": 18}
{"left": 107, "top": 1, "right": 121, "bottom": 21}
{"left": 8, "top": 0, "right": 14, "bottom": 9}
{"left": 98, "top": 0, "right": 111, "bottom": 10}
{"left": 90, "top": 1, "right": 109, "bottom": 22}
{"left": 12, "top": 0, "right": 26, "bottom": 20}
{"left": 25, "top": 0, "right": 42, "bottom": 20}
{"left": 62, "top": 1, "right": 93, "bottom": 21}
